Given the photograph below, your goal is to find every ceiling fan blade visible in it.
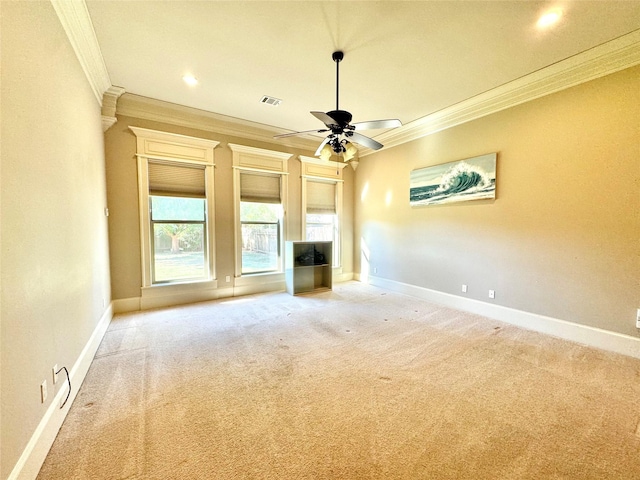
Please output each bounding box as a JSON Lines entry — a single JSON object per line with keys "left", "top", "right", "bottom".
{"left": 348, "top": 132, "right": 384, "bottom": 150}
{"left": 311, "top": 111, "right": 339, "bottom": 127}
{"left": 274, "top": 128, "right": 329, "bottom": 139}
{"left": 351, "top": 119, "right": 402, "bottom": 130}
{"left": 314, "top": 136, "right": 331, "bottom": 156}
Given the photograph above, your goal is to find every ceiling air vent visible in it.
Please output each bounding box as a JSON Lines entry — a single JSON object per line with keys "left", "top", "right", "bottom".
{"left": 260, "top": 95, "right": 282, "bottom": 106}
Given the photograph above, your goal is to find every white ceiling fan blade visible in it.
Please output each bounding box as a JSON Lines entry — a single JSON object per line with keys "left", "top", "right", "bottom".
{"left": 352, "top": 119, "right": 402, "bottom": 130}
{"left": 274, "top": 128, "right": 328, "bottom": 139}
{"left": 311, "top": 111, "right": 338, "bottom": 127}
{"left": 348, "top": 132, "right": 383, "bottom": 150}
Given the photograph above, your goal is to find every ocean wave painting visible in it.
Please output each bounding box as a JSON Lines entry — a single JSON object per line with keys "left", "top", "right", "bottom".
{"left": 410, "top": 153, "right": 497, "bottom": 207}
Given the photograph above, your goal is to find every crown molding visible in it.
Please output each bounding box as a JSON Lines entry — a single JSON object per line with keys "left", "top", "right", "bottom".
{"left": 102, "top": 86, "right": 125, "bottom": 117}
{"left": 116, "top": 94, "right": 320, "bottom": 153}
{"left": 362, "top": 29, "right": 640, "bottom": 157}
{"left": 50, "top": 0, "right": 111, "bottom": 106}
{"left": 56, "top": 0, "right": 638, "bottom": 156}
{"left": 101, "top": 86, "right": 125, "bottom": 131}
{"left": 101, "top": 116, "right": 117, "bottom": 132}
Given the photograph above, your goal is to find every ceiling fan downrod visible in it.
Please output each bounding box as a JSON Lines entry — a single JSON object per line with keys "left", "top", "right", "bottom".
{"left": 326, "top": 51, "right": 352, "bottom": 128}
{"left": 332, "top": 51, "right": 343, "bottom": 111}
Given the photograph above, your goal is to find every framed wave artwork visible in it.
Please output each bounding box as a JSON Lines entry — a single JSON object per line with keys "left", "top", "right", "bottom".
{"left": 410, "top": 153, "right": 497, "bottom": 207}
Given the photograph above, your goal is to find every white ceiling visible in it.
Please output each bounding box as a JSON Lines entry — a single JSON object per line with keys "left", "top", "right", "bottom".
{"left": 86, "top": 1, "right": 640, "bottom": 143}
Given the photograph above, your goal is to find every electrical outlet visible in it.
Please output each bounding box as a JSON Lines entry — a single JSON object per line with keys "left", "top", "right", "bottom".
{"left": 52, "top": 364, "right": 58, "bottom": 385}
{"left": 489, "top": 290, "right": 495, "bottom": 299}
{"left": 374, "top": 267, "right": 378, "bottom": 274}
{"left": 636, "top": 308, "right": 640, "bottom": 329}
{"left": 40, "top": 380, "right": 48, "bottom": 403}
{"left": 461, "top": 284, "right": 468, "bottom": 293}
{"left": 225, "top": 275, "right": 231, "bottom": 283}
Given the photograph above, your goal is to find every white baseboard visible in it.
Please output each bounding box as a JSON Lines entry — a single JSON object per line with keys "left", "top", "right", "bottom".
{"left": 113, "top": 296, "right": 141, "bottom": 313}
{"left": 114, "top": 285, "right": 285, "bottom": 313}
{"left": 334, "top": 271, "right": 354, "bottom": 283}
{"left": 112, "top": 272, "right": 355, "bottom": 313}
{"left": 9, "top": 304, "right": 114, "bottom": 480}
{"left": 369, "top": 276, "right": 640, "bottom": 360}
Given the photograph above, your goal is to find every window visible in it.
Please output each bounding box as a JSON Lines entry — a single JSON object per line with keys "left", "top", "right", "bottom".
{"left": 299, "top": 156, "right": 346, "bottom": 268}
{"left": 306, "top": 213, "right": 338, "bottom": 243}
{"left": 239, "top": 171, "right": 283, "bottom": 274}
{"left": 151, "top": 195, "right": 206, "bottom": 282}
{"left": 130, "top": 127, "right": 218, "bottom": 292}
{"left": 305, "top": 180, "right": 339, "bottom": 266}
{"left": 240, "top": 201, "right": 281, "bottom": 273}
{"left": 146, "top": 160, "right": 211, "bottom": 284}
{"left": 229, "top": 144, "right": 291, "bottom": 281}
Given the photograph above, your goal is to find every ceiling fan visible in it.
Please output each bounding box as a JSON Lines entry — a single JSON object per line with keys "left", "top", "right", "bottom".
{"left": 274, "top": 51, "right": 402, "bottom": 162}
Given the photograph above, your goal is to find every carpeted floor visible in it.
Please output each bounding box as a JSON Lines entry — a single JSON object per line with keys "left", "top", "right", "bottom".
{"left": 37, "top": 282, "right": 640, "bottom": 479}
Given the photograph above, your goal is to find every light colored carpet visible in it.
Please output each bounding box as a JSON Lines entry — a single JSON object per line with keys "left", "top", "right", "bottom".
{"left": 37, "top": 282, "right": 640, "bottom": 479}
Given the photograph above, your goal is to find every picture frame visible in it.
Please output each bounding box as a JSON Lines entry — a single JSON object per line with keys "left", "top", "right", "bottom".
{"left": 410, "top": 153, "right": 497, "bottom": 207}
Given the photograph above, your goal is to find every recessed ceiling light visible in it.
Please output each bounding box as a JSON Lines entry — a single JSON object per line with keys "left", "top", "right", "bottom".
{"left": 537, "top": 9, "right": 562, "bottom": 28}
{"left": 182, "top": 75, "right": 198, "bottom": 86}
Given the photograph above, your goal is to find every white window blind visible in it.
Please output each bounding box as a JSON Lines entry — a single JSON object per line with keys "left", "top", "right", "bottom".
{"left": 148, "top": 162, "right": 205, "bottom": 197}
{"left": 240, "top": 172, "right": 281, "bottom": 203}
{"left": 307, "top": 180, "right": 336, "bottom": 214}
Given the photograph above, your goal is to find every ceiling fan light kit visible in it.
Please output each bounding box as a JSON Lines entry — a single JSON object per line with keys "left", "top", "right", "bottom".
{"left": 274, "top": 50, "right": 401, "bottom": 168}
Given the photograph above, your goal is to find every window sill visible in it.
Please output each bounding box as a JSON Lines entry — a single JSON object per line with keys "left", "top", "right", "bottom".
{"left": 141, "top": 279, "right": 218, "bottom": 298}
{"left": 234, "top": 271, "right": 284, "bottom": 287}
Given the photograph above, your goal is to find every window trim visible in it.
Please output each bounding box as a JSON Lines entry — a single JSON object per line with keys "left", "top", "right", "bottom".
{"left": 130, "top": 127, "right": 219, "bottom": 291}
{"left": 229, "top": 144, "right": 292, "bottom": 282}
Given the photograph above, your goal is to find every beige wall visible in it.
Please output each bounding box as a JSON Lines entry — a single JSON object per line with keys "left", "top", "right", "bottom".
{"left": 0, "top": 2, "right": 111, "bottom": 478}
{"left": 105, "top": 113, "right": 354, "bottom": 303}
{"left": 355, "top": 65, "right": 640, "bottom": 337}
